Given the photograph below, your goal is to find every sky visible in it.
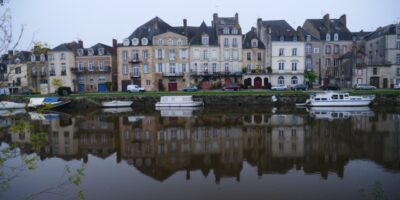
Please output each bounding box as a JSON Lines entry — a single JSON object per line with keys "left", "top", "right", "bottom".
{"left": 3, "top": 0, "right": 400, "bottom": 50}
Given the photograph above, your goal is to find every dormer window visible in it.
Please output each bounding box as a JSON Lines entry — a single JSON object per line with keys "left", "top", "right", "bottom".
{"left": 158, "top": 39, "right": 163, "bottom": 46}
{"left": 280, "top": 36, "right": 284, "bottom": 41}
{"left": 132, "top": 38, "right": 139, "bottom": 46}
{"left": 251, "top": 39, "right": 258, "bottom": 48}
{"left": 202, "top": 35, "right": 209, "bottom": 45}
{"left": 31, "top": 54, "right": 36, "bottom": 62}
{"left": 141, "top": 38, "right": 148, "bottom": 46}
{"left": 167, "top": 39, "right": 173, "bottom": 46}
{"left": 123, "top": 38, "right": 130, "bottom": 46}
{"left": 334, "top": 33, "right": 339, "bottom": 41}
{"left": 40, "top": 54, "right": 45, "bottom": 61}
{"left": 98, "top": 48, "right": 104, "bottom": 56}
{"left": 223, "top": 28, "right": 229, "bottom": 34}
{"left": 77, "top": 49, "right": 84, "bottom": 56}
{"left": 177, "top": 39, "right": 183, "bottom": 46}
{"left": 88, "top": 48, "right": 94, "bottom": 56}
{"left": 15, "top": 58, "right": 21, "bottom": 64}
{"left": 326, "top": 33, "right": 331, "bottom": 41}
{"left": 306, "top": 35, "right": 311, "bottom": 42}
{"left": 232, "top": 28, "right": 238, "bottom": 35}
{"left": 293, "top": 36, "right": 297, "bottom": 42}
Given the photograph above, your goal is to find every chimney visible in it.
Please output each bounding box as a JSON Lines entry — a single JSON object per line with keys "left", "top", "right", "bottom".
{"left": 297, "top": 26, "right": 304, "bottom": 41}
{"left": 235, "top": 13, "right": 239, "bottom": 23}
{"left": 183, "top": 18, "right": 188, "bottom": 36}
{"left": 212, "top": 13, "right": 218, "bottom": 28}
{"left": 323, "top": 13, "right": 330, "bottom": 29}
{"left": 78, "top": 40, "right": 83, "bottom": 48}
{"left": 112, "top": 39, "right": 117, "bottom": 49}
{"left": 339, "top": 14, "right": 347, "bottom": 27}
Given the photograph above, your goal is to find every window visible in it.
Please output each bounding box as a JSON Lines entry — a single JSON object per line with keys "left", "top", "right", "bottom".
{"left": 88, "top": 48, "right": 94, "bottom": 56}
{"left": 98, "top": 76, "right": 106, "bottom": 82}
{"left": 278, "top": 76, "right": 285, "bottom": 85}
{"left": 78, "top": 61, "right": 84, "bottom": 71}
{"left": 224, "top": 38, "right": 229, "bottom": 47}
{"left": 279, "top": 48, "right": 284, "bottom": 56}
{"left": 247, "top": 64, "right": 251, "bottom": 73}
{"left": 50, "top": 63, "right": 55, "bottom": 76}
{"left": 180, "top": 49, "right": 188, "bottom": 59}
{"left": 144, "top": 64, "right": 149, "bottom": 73}
{"left": 31, "top": 54, "right": 36, "bottom": 62}
{"left": 326, "top": 33, "right": 331, "bottom": 41}
{"left": 157, "top": 49, "right": 163, "bottom": 59}
{"left": 61, "top": 63, "right": 66, "bottom": 76}
{"left": 60, "top": 53, "right": 65, "bottom": 60}
{"left": 157, "top": 63, "right": 163, "bottom": 73}
{"left": 334, "top": 33, "right": 339, "bottom": 41}
{"left": 98, "top": 48, "right": 104, "bottom": 55}
{"left": 88, "top": 61, "right": 94, "bottom": 71}
{"left": 202, "top": 35, "right": 209, "bottom": 45}
{"left": 223, "top": 50, "right": 229, "bottom": 60}
{"left": 279, "top": 62, "right": 284, "bottom": 71}
{"left": 133, "top": 65, "right": 139, "bottom": 76}
{"left": 397, "top": 40, "right": 400, "bottom": 49}
{"left": 325, "top": 58, "right": 331, "bottom": 67}
{"left": 122, "top": 64, "right": 128, "bottom": 75}
{"left": 232, "top": 38, "right": 238, "bottom": 47}
{"left": 31, "top": 66, "right": 36, "bottom": 75}
{"left": 224, "top": 63, "right": 229, "bottom": 72}
{"left": 334, "top": 45, "right": 339, "bottom": 54}
{"left": 397, "top": 54, "right": 400, "bottom": 64}
{"left": 223, "top": 28, "right": 229, "bottom": 34}
{"left": 325, "top": 45, "right": 331, "bottom": 54}
{"left": 132, "top": 38, "right": 139, "bottom": 46}
{"left": 314, "top": 48, "right": 320, "bottom": 54}
{"left": 158, "top": 39, "right": 163, "bottom": 45}
{"left": 251, "top": 39, "right": 258, "bottom": 48}
{"left": 373, "top": 67, "right": 377, "bottom": 75}
{"left": 182, "top": 63, "right": 186, "bottom": 73}
{"left": 49, "top": 55, "right": 54, "bottom": 61}
{"left": 306, "top": 44, "right": 312, "bottom": 54}
{"left": 143, "top": 50, "right": 148, "bottom": 59}
{"left": 203, "top": 63, "right": 208, "bottom": 73}
{"left": 132, "top": 50, "right": 139, "bottom": 61}
{"left": 212, "top": 63, "right": 217, "bottom": 73}
{"left": 141, "top": 38, "right": 148, "bottom": 46}
{"left": 246, "top": 52, "right": 251, "bottom": 61}
{"left": 232, "top": 28, "right": 238, "bottom": 34}
{"left": 169, "top": 63, "right": 176, "bottom": 73}
{"left": 306, "top": 58, "right": 312, "bottom": 69}
{"left": 169, "top": 49, "right": 176, "bottom": 60}
{"left": 122, "top": 51, "right": 128, "bottom": 61}
{"left": 257, "top": 52, "right": 262, "bottom": 61}
{"left": 306, "top": 35, "right": 311, "bottom": 41}
{"left": 146, "top": 80, "right": 151, "bottom": 86}
{"left": 292, "top": 48, "right": 297, "bottom": 56}
{"left": 357, "top": 69, "right": 363, "bottom": 76}
{"left": 177, "top": 39, "right": 183, "bottom": 46}
{"left": 343, "top": 45, "right": 348, "bottom": 54}
{"left": 123, "top": 39, "right": 130, "bottom": 46}
{"left": 99, "top": 60, "right": 104, "bottom": 71}
{"left": 211, "top": 49, "right": 217, "bottom": 60}
{"left": 15, "top": 67, "right": 21, "bottom": 74}
{"left": 291, "top": 76, "right": 298, "bottom": 85}
{"left": 167, "top": 39, "right": 173, "bottom": 46}
{"left": 292, "top": 62, "right": 297, "bottom": 71}
{"left": 203, "top": 49, "right": 208, "bottom": 60}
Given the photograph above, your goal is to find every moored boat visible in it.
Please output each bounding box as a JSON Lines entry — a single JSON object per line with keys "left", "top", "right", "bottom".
{"left": 28, "top": 97, "right": 71, "bottom": 109}
{"left": 101, "top": 100, "right": 133, "bottom": 108}
{"left": 0, "top": 101, "right": 26, "bottom": 109}
{"left": 155, "top": 95, "right": 203, "bottom": 107}
{"left": 297, "top": 91, "right": 375, "bottom": 107}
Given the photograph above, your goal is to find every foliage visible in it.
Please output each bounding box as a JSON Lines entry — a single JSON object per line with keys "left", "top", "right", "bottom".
{"left": 304, "top": 70, "right": 317, "bottom": 88}
{"left": 267, "top": 67, "right": 272, "bottom": 73}
{"left": 105, "top": 81, "right": 112, "bottom": 92}
{"left": 52, "top": 78, "right": 63, "bottom": 88}
{"left": 32, "top": 41, "right": 50, "bottom": 55}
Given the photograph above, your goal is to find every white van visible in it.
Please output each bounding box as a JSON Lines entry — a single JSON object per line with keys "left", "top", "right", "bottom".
{"left": 127, "top": 85, "right": 145, "bottom": 92}
{"left": 0, "top": 87, "right": 10, "bottom": 96}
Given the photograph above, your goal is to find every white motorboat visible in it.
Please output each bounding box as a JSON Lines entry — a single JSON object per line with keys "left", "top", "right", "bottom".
{"left": 297, "top": 91, "right": 375, "bottom": 107}
{"left": 155, "top": 96, "right": 203, "bottom": 107}
{"left": 28, "top": 97, "right": 71, "bottom": 109}
{"left": 309, "top": 106, "right": 374, "bottom": 120}
{"left": 0, "top": 101, "right": 26, "bottom": 109}
{"left": 101, "top": 100, "right": 133, "bottom": 108}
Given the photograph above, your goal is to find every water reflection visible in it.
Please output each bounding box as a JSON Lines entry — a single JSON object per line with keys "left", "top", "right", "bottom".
{"left": 1, "top": 106, "right": 400, "bottom": 184}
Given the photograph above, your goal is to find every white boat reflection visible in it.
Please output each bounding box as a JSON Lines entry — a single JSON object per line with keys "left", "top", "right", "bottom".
{"left": 128, "top": 116, "right": 145, "bottom": 122}
{"left": 102, "top": 107, "right": 133, "bottom": 113}
{"left": 309, "top": 106, "right": 374, "bottom": 120}
{"left": 0, "top": 109, "right": 26, "bottom": 117}
{"left": 29, "top": 111, "right": 70, "bottom": 121}
{"left": 156, "top": 107, "right": 201, "bottom": 117}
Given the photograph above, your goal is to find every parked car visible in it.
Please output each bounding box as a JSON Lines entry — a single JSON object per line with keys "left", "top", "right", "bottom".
{"left": 394, "top": 84, "right": 400, "bottom": 89}
{"left": 0, "top": 87, "right": 10, "bottom": 96}
{"left": 222, "top": 84, "right": 241, "bottom": 91}
{"left": 183, "top": 85, "right": 198, "bottom": 92}
{"left": 353, "top": 83, "right": 376, "bottom": 90}
{"left": 56, "top": 87, "right": 72, "bottom": 96}
{"left": 271, "top": 85, "right": 288, "bottom": 91}
{"left": 127, "top": 84, "right": 145, "bottom": 92}
{"left": 291, "top": 84, "right": 308, "bottom": 91}
{"left": 321, "top": 84, "right": 340, "bottom": 90}
{"left": 20, "top": 87, "right": 33, "bottom": 95}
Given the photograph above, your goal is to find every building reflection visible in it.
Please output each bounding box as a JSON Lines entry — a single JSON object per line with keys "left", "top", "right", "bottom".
{"left": 5, "top": 107, "right": 400, "bottom": 183}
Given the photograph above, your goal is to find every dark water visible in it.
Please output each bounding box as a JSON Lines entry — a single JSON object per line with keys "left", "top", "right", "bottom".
{"left": 0, "top": 106, "right": 399, "bottom": 200}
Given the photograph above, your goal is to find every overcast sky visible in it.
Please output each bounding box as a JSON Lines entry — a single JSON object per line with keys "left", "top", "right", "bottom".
{"left": 4, "top": 0, "right": 400, "bottom": 50}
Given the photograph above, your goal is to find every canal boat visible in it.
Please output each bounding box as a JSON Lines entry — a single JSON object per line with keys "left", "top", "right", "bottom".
{"left": 296, "top": 91, "right": 375, "bottom": 107}
{"left": 101, "top": 100, "right": 133, "bottom": 108}
{"left": 28, "top": 97, "right": 71, "bottom": 109}
{"left": 155, "top": 95, "right": 203, "bottom": 107}
{"left": 0, "top": 101, "right": 26, "bottom": 109}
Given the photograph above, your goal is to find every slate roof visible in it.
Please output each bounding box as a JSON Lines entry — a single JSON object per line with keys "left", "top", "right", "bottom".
{"left": 259, "top": 20, "right": 298, "bottom": 41}
{"left": 305, "top": 18, "right": 352, "bottom": 40}
{"left": 242, "top": 27, "right": 265, "bottom": 49}
{"left": 365, "top": 24, "right": 398, "bottom": 40}
{"left": 9, "top": 51, "right": 32, "bottom": 64}
{"left": 127, "top": 17, "right": 176, "bottom": 44}
{"left": 189, "top": 22, "right": 218, "bottom": 46}
{"left": 52, "top": 41, "right": 80, "bottom": 52}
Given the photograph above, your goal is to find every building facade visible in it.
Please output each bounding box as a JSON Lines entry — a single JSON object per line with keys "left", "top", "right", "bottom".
{"left": 28, "top": 46, "right": 49, "bottom": 94}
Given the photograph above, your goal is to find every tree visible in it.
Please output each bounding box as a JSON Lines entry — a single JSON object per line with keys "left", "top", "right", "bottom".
{"left": 52, "top": 78, "right": 63, "bottom": 88}
{"left": 304, "top": 70, "right": 317, "bottom": 88}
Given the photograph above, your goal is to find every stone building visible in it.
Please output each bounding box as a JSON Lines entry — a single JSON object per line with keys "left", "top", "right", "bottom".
{"left": 242, "top": 27, "right": 266, "bottom": 88}
{"left": 73, "top": 42, "right": 115, "bottom": 92}
{"left": 4, "top": 51, "right": 31, "bottom": 94}
{"left": 365, "top": 23, "right": 400, "bottom": 88}
{"left": 28, "top": 46, "right": 49, "bottom": 94}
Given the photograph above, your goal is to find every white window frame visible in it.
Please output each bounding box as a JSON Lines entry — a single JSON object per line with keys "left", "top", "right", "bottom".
{"left": 326, "top": 33, "right": 331, "bottom": 41}
{"left": 334, "top": 33, "right": 339, "bottom": 41}
{"left": 279, "top": 62, "right": 284, "bottom": 71}
{"left": 291, "top": 62, "right": 297, "bottom": 71}
{"left": 98, "top": 60, "right": 104, "bottom": 71}
{"left": 122, "top": 64, "right": 128, "bottom": 75}
{"left": 292, "top": 48, "right": 297, "bottom": 56}
{"left": 144, "top": 64, "right": 149, "bottom": 73}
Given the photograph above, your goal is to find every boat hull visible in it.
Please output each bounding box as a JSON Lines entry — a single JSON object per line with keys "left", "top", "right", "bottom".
{"left": 309, "top": 100, "right": 373, "bottom": 107}
{"left": 155, "top": 102, "right": 203, "bottom": 107}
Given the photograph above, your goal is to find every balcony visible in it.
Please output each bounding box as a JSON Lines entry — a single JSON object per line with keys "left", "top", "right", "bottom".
{"left": 49, "top": 71, "right": 56, "bottom": 76}
{"left": 190, "top": 71, "right": 241, "bottom": 77}
{"left": 71, "top": 66, "right": 112, "bottom": 74}
{"left": 40, "top": 72, "right": 47, "bottom": 77}
{"left": 162, "top": 72, "right": 184, "bottom": 77}
{"left": 129, "top": 58, "right": 141, "bottom": 64}
{"left": 130, "top": 72, "right": 141, "bottom": 78}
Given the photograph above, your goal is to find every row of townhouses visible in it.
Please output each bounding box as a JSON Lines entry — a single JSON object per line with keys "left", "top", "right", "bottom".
{"left": 1, "top": 13, "right": 399, "bottom": 94}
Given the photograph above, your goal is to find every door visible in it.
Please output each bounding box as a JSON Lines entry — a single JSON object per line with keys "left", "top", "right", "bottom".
{"left": 79, "top": 84, "right": 85, "bottom": 92}
{"left": 168, "top": 82, "right": 177, "bottom": 91}
{"left": 370, "top": 77, "right": 379, "bottom": 88}
{"left": 254, "top": 77, "right": 262, "bottom": 89}
{"left": 383, "top": 78, "right": 388, "bottom": 88}
{"left": 98, "top": 83, "right": 106, "bottom": 92}
{"left": 121, "top": 80, "right": 130, "bottom": 92}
